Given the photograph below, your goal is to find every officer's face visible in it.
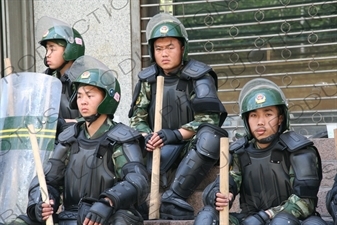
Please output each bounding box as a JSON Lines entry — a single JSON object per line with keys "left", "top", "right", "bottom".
{"left": 153, "top": 37, "right": 184, "bottom": 75}
{"left": 248, "top": 106, "right": 283, "bottom": 142}
{"left": 45, "top": 41, "right": 65, "bottom": 70}
{"left": 76, "top": 85, "right": 105, "bottom": 117}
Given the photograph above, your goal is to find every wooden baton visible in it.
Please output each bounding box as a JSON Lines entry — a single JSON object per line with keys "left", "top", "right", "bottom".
{"left": 333, "top": 128, "right": 337, "bottom": 157}
{"left": 28, "top": 124, "right": 54, "bottom": 225}
{"left": 148, "top": 76, "right": 165, "bottom": 219}
{"left": 219, "top": 137, "right": 229, "bottom": 225}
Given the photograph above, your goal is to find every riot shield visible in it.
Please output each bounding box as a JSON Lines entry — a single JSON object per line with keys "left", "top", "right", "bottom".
{"left": 0, "top": 72, "right": 61, "bottom": 224}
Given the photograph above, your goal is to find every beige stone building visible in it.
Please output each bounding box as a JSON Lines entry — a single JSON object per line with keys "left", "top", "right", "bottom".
{"left": 1, "top": 0, "right": 336, "bottom": 137}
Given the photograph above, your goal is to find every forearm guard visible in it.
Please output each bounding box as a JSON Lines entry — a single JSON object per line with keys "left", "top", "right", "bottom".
{"left": 100, "top": 162, "right": 149, "bottom": 210}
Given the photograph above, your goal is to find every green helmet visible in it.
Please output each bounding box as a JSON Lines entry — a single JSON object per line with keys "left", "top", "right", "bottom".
{"left": 146, "top": 13, "right": 189, "bottom": 62}
{"left": 69, "top": 56, "right": 121, "bottom": 115}
{"left": 239, "top": 78, "right": 289, "bottom": 139}
{"left": 37, "top": 16, "right": 85, "bottom": 62}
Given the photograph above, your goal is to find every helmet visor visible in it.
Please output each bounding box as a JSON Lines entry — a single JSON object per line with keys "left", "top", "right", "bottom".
{"left": 239, "top": 78, "right": 287, "bottom": 114}
{"left": 146, "top": 13, "right": 188, "bottom": 42}
{"left": 67, "top": 55, "right": 113, "bottom": 82}
{"left": 36, "top": 16, "right": 74, "bottom": 44}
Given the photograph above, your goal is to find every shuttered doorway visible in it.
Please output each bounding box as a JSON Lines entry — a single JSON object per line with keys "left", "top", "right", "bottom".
{"left": 139, "top": 0, "right": 337, "bottom": 140}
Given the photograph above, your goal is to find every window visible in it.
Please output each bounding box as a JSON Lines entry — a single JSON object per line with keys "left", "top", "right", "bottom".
{"left": 139, "top": 0, "right": 337, "bottom": 140}
{"left": 0, "top": 0, "right": 35, "bottom": 77}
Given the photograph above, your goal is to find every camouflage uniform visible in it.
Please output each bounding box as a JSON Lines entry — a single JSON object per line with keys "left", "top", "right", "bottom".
{"left": 130, "top": 78, "right": 221, "bottom": 146}
{"left": 129, "top": 13, "right": 228, "bottom": 220}
{"left": 194, "top": 78, "right": 325, "bottom": 225}
{"left": 14, "top": 56, "right": 149, "bottom": 225}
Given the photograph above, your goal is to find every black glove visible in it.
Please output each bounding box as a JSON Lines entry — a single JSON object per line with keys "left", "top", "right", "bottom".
{"left": 242, "top": 211, "right": 270, "bottom": 225}
{"left": 27, "top": 191, "right": 58, "bottom": 222}
{"left": 34, "top": 201, "right": 44, "bottom": 222}
{"left": 157, "top": 129, "right": 183, "bottom": 145}
{"left": 85, "top": 199, "right": 115, "bottom": 225}
{"left": 144, "top": 133, "right": 153, "bottom": 146}
{"left": 33, "top": 200, "right": 57, "bottom": 222}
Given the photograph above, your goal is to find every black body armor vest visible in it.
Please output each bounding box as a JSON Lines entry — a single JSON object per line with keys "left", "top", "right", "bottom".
{"left": 148, "top": 75, "right": 193, "bottom": 130}
{"left": 237, "top": 140, "right": 292, "bottom": 214}
{"left": 63, "top": 130, "right": 116, "bottom": 210}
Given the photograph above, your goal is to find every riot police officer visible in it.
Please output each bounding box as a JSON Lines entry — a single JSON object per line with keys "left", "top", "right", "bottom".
{"left": 194, "top": 78, "right": 327, "bottom": 225}
{"left": 16, "top": 56, "right": 149, "bottom": 225}
{"left": 129, "top": 12, "right": 228, "bottom": 220}
{"left": 36, "top": 16, "right": 85, "bottom": 135}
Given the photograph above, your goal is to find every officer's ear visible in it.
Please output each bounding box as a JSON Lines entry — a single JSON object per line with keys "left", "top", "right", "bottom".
{"left": 278, "top": 114, "right": 284, "bottom": 126}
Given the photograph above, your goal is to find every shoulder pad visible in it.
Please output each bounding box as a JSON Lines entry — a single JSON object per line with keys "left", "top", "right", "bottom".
{"left": 181, "top": 59, "right": 212, "bottom": 79}
{"left": 279, "top": 131, "right": 313, "bottom": 152}
{"left": 107, "top": 123, "right": 143, "bottom": 143}
{"left": 138, "top": 64, "right": 157, "bottom": 83}
{"left": 57, "top": 122, "right": 82, "bottom": 144}
{"left": 229, "top": 137, "right": 248, "bottom": 153}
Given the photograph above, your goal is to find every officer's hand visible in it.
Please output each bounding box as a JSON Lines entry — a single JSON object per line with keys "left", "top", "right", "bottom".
{"left": 145, "top": 133, "right": 154, "bottom": 151}
{"left": 215, "top": 192, "right": 233, "bottom": 211}
{"left": 34, "top": 200, "right": 54, "bottom": 222}
{"left": 83, "top": 199, "right": 114, "bottom": 225}
{"left": 157, "top": 129, "right": 183, "bottom": 145}
{"left": 242, "top": 211, "right": 270, "bottom": 225}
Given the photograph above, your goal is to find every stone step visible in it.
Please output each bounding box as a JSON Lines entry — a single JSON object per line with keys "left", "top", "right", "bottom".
{"left": 144, "top": 221, "right": 193, "bottom": 225}
{"left": 143, "top": 138, "right": 336, "bottom": 224}
{"left": 144, "top": 218, "right": 334, "bottom": 225}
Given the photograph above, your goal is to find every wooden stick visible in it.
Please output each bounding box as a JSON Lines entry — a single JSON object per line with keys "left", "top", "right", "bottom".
{"left": 219, "top": 137, "right": 229, "bottom": 225}
{"left": 334, "top": 129, "right": 337, "bottom": 157}
{"left": 28, "top": 124, "right": 53, "bottom": 225}
{"left": 148, "top": 76, "right": 164, "bottom": 219}
{"left": 4, "top": 58, "right": 13, "bottom": 76}
{"left": 4, "top": 58, "right": 14, "bottom": 116}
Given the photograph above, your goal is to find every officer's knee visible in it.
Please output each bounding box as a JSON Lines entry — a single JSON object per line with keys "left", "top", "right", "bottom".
{"left": 270, "top": 212, "right": 300, "bottom": 225}
{"left": 194, "top": 205, "right": 218, "bottom": 225}
{"left": 301, "top": 215, "right": 327, "bottom": 225}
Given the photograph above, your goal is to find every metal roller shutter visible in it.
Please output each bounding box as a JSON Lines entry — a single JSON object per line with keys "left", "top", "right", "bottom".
{"left": 140, "top": 0, "right": 337, "bottom": 140}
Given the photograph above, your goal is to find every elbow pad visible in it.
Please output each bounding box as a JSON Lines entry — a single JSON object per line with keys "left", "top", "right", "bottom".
{"left": 290, "top": 148, "right": 322, "bottom": 199}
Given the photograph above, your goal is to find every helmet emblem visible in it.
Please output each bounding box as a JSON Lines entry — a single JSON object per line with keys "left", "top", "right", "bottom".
{"left": 114, "top": 92, "right": 120, "bottom": 102}
{"left": 75, "top": 37, "right": 83, "bottom": 46}
{"left": 160, "top": 25, "right": 169, "bottom": 34}
{"left": 81, "top": 71, "right": 90, "bottom": 79}
{"left": 42, "top": 30, "right": 49, "bottom": 38}
{"left": 255, "top": 93, "right": 266, "bottom": 104}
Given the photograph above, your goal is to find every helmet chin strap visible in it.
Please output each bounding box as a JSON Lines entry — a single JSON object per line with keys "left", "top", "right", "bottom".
{"left": 256, "top": 134, "right": 277, "bottom": 144}
{"left": 56, "top": 61, "right": 69, "bottom": 73}
{"left": 256, "top": 123, "right": 283, "bottom": 144}
{"left": 83, "top": 113, "right": 101, "bottom": 127}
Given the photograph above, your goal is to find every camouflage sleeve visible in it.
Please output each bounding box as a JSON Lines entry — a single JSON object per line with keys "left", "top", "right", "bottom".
{"left": 129, "top": 81, "right": 152, "bottom": 134}
{"left": 181, "top": 112, "right": 220, "bottom": 132}
{"left": 229, "top": 153, "right": 242, "bottom": 195}
{"left": 266, "top": 165, "right": 316, "bottom": 219}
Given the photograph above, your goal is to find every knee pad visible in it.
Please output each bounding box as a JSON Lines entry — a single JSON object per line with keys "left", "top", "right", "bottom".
{"left": 194, "top": 205, "right": 219, "bottom": 225}
{"left": 195, "top": 123, "right": 228, "bottom": 160}
{"left": 301, "top": 215, "right": 327, "bottom": 225}
{"left": 110, "top": 209, "right": 143, "bottom": 225}
{"left": 270, "top": 212, "right": 300, "bottom": 225}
